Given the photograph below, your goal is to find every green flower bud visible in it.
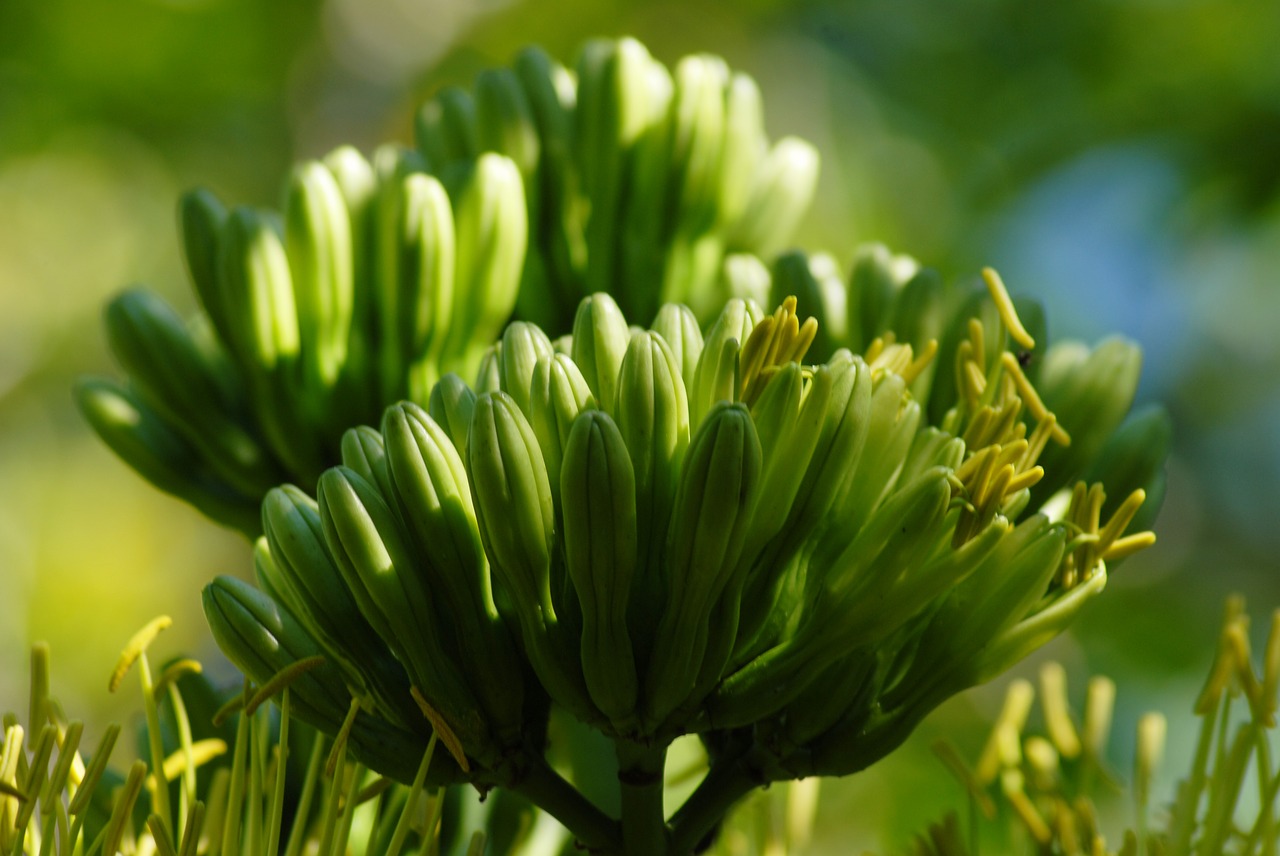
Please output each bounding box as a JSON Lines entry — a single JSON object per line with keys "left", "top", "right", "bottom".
{"left": 570, "top": 292, "right": 630, "bottom": 413}
{"left": 1032, "top": 337, "right": 1143, "bottom": 503}
{"left": 560, "top": 410, "right": 640, "bottom": 726}
{"left": 381, "top": 402, "right": 526, "bottom": 745}
{"left": 720, "top": 252, "right": 773, "bottom": 313}
{"left": 475, "top": 67, "right": 541, "bottom": 185}
{"left": 500, "top": 320, "right": 555, "bottom": 418}
{"left": 318, "top": 466, "right": 495, "bottom": 763}
{"left": 529, "top": 353, "right": 596, "bottom": 499}
{"left": 644, "top": 402, "right": 761, "bottom": 728}
{"left": 829, "top": 373, "right": 923, "bottom": 537}
{"left": 668, "top": 54, "right": 729, "bottom": 238}
{"left": 259, "top": 487, "right": 418, "bottom": 728}
{"left": 103, "top": 289, "right": 279, "bottom": 498}
{"left": 339, "top": 425, "right": 394, "bottom": 503}
{"left": 650, "top": 302, "right": 703, "bottom": 393}
{"left": 399, "top": 172, "right": 457, "bottom": 402}
{"left": 201, "top": 575, "right": 454, "bottom": 786}
{"left": 443, "top": 154, "right": 528, "bottom": 377}
{"left": 179, "top": 188, "right": 230, "bottom": 345}
{"left": 512, "top": 45, "right": 584, "bottom": 321}
{"left": 428, "top": 372, "right": 478, "bottom": 460}
{"left": 575, "top": 37, "right": 655, "bottom": 297}
{"left": 202, "top": 575, "right": 354, "bottom": 724}
{"left": 284, "top": 160, "right": 354, "bottom": 403}
{"left": 474, "top": 341, "right": 503, "bottom": 394}
{"left": 690, "top": 297, "right": 761, "bottom": 426}
{"left": 614, "top": 330, "right": 690, "bottom": 648}
{"left": 73, "top": 378, "right": 261, "bottom": 534}
{"left": 716, "top": 73, "right": 765, "bottom": 228}
{"left": 727, "top": 137, "right": 819, "bottom": 258}
{"left": 846, "top": 242, "right": 918, "bottom": 354}
{"left": 469, "top": 392, "right": 596, "bottom": 722}
{"left": 416, "top": 86, "right": 479, "bottom": 169}
{"left": 770, "top": 252, "right": 848, "bottom": 361}
{"left": 217, "top": 205, "right": 331, "bottom": 482}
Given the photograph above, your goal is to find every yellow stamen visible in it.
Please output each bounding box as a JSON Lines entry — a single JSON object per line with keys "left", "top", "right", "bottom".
{"left": 411, "top": 687, "right": 470, "bottom": 773}
{"left": 109, "top": 615, "right": 172, "bottom": 693}
{"left": 147, "top": 739, "right": 227, "bottom": 790}
{"left": 900, "top": 339, "right": 938, "bottom": 385}
{"left": 983, "top": 267, "right": 1036, "bottom": 350}
{"left": 1096, "top": 489, "right": 1146, "bottom": 551}
{"left": 1000, "top": 352, "right": 1071, "bottom": 446}
{"left": 325, "top": 698, "right": 362, "bottom": 778}
{"left": 245, "top": 656, "right": 327, "bottom": 716}
{"left": 1102, "top": 532, "right": 1156, "bottom": 562}
{"left": 1005, "top": 466, "right": 1044, "bottom": 495}
{"left": 968, "top": 318, "right": 987, "bottom": 375}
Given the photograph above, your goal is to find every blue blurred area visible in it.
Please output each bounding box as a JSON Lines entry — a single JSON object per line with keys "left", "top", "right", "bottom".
{"left": 1, "top": 0, "right": 1277, "bottom": 849}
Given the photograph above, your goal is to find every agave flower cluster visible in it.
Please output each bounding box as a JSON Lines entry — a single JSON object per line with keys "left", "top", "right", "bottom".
{"left": 74, "top": 34, "right": 1172, "bottom": 855}
{"left": 202, "top": 267, "right": 1164, "bottom": 850}
{"left": 75, "top": 37, "right": 814, "bottom": 536}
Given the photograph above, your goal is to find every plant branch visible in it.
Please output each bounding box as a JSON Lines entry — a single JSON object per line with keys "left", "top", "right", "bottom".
{"left": 511, "top": 753, "right": 622, "bottom": 854}
{"left": 667, "top": 748, "right": 763, "bottom": 854}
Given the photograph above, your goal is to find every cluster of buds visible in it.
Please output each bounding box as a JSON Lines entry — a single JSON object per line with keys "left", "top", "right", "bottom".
{"left": 201, "top": 268, "right": 1163, "bottom": 849}
{"left": 75, "top": 38, "right": 815, "bottom": 537}
{"left": 416, "top": 38, "right": 818, "bottom": 328}
{"left": 74, "top": 35, "right": 1171, "bottom": 854}
{"left": 76, "top": 149, "right": 527, "bottom": 534}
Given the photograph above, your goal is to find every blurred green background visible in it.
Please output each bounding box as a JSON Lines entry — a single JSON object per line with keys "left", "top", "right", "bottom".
{"left": 2, "top": 0, "right": 1277, "bottom": 850}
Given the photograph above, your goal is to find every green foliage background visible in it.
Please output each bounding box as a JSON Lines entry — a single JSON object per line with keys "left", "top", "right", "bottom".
{"left": 1, "top": 0, "right": 1277, "bottom": 850}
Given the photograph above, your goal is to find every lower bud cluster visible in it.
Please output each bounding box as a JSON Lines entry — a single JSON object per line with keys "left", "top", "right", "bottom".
{"left": 204, "top": 287, "right": 1163, "bottom": 790}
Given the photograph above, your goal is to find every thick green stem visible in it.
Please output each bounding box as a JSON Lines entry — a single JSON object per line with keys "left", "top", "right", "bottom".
{"left": 511, "top": 754, "right": 622, "bottom": 853}
{"left": 667, "top": 753, "right": 761, "bottom": 855}
{"left": 615, "top": 740, "right": 670, "bottom": 856}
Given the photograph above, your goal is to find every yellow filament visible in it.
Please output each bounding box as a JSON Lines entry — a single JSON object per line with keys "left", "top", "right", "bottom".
{"left": 1096, "top": 489, "right": 1146, "bottom": 550}
{"left": 245, "top": 656, "right": 327, "bottom": 716}
{"left": 1102, "top": 532, "right": 1156, "bottom": 562}
{"left": 983, "top": 267, "right": 1037, "bottom": 349}
{"left": 739, "top": 296, "right": 817, "bottom": 405}
{"left": 148, "top": 739, "right": 228, "bottom": 789}
{"left": 1000, "top": 353, "right": 1071, "bottom": 446}
{"left": 968, "top": 318, "right": 987, "bottom": 374}
{"left": 109, "top": 615, "right": 173, "bottom": 693}
{"left": 901, "top": 339, "right": 938, "bottom": 384}
{"left": 411, "top": 687, "right": 470, "bottom": 773}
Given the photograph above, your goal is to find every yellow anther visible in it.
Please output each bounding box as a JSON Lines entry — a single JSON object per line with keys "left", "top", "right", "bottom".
{"left": 1101, "top": 532, "right": 1156, "bottom": 562}
{"left": 977, "top": 679, "right": 1034, "bottom": 784}
{"left": 109, "top": 615, "right": 173, "bottom": 693}
{"left": 1002, "top": 769, "right": 1053, "bottom": 845}
{"left": 964, "top": 360, "right": 988, "bottom": 406}
{"left": 245, "top": 656, "right": 327, "bottom": 716}
{"left": 1022, "top": 412, "right": 1058, "bottom": 469}
{"left": 1000, "top": 352, "right": 1071, "bottom": 446}
{"left": 900, "top": 339, "right": 938, "bottom": 385}
{"left": 1040, "top": 662, "right": 1082, "bottom": 760}
{"left": 864, "top": 335, "right": 887, "bottom": 365}
{"left": 148, "top": 738, "right": 227, "bottom": 790}
{"left": 1096, "top": 489, "right": 1146, "bottom": 550}
{"left": 967, "top": 318, "right": 987, "bottom": 374}
{"left": 740, "top": 296, "right": 817, "bottom": 406}
{"left": 983, "top": 267, "right": 1037, "bottom": 350}
{"left": 411, "top": 686, "right": 470, "bottom": 773}
{"left": 1006, "top": 466, "right": 1044, "bottom": 496}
